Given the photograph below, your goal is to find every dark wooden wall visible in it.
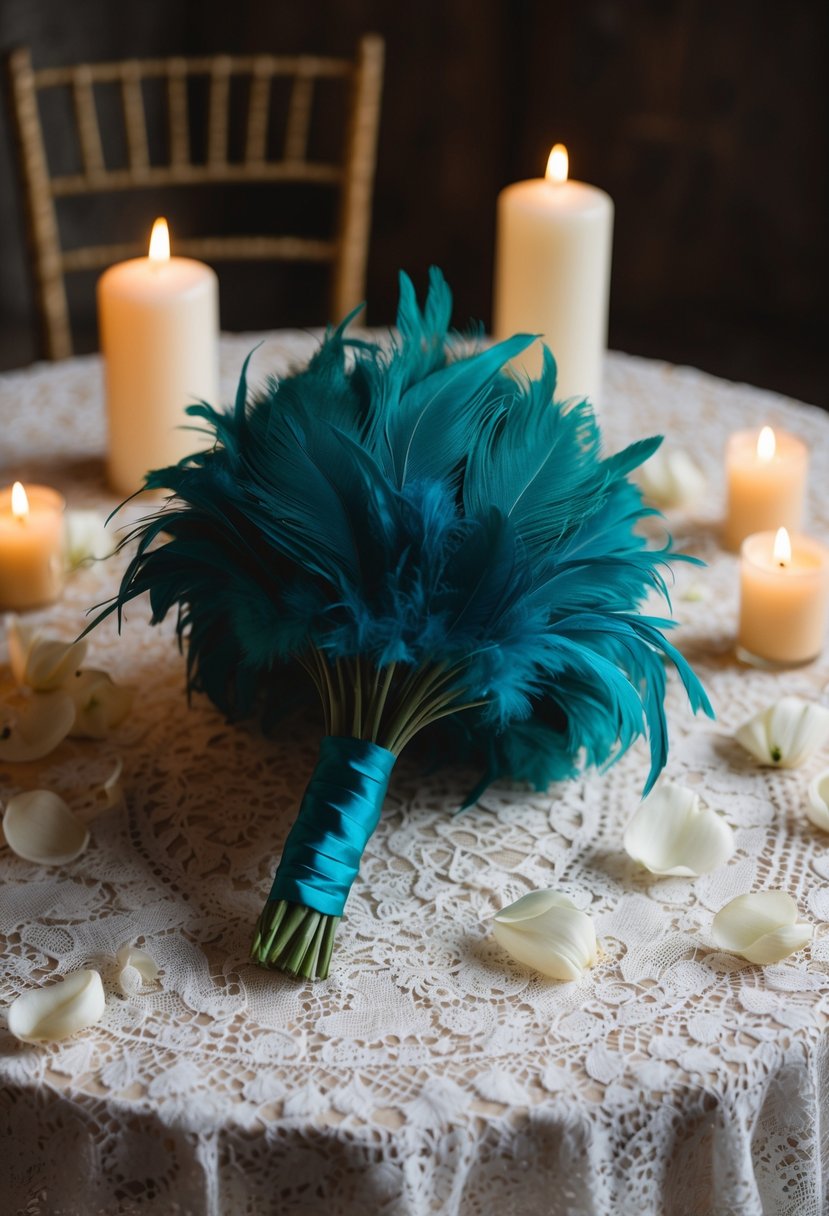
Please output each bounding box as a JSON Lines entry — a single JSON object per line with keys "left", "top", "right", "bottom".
{"left": 0, "top": 0, "right": 826, "bottom": 405}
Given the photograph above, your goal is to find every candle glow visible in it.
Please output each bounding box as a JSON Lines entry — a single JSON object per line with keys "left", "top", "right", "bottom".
{"left": 757, "top": 426, "right": 776, "bottom": 462}
{"left": 11, "top": 481, "right": 28, "bottom": 522}
{"left": 148, "top": 217, "right": 170, "bottom": 264}
{"left": 774, "top": 526, "right": 792, "bottom": 566}
{"left": 546, "top": 144, "right": 569, "bottom": 184}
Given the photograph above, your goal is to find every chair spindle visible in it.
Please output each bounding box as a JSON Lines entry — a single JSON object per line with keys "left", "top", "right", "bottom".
{"left": 284, "top": 70, "right": 314, "bottom": 163}
{"left": 208, "top": 58, "right": 231, "bottom": 167}
{"left": 71, "top": 66, "right": 104, "bottom": 175}
{"left": 120, "top": 61, "right": 150, "bottom": 172}
{"left": 167, "top": 58, "right": 190, "bottom": 166}
{"left": 244, "top": 57, "right": 272, "bottom": 163}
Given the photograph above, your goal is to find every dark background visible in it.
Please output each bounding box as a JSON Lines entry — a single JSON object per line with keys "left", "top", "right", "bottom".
{"left": 0, "top": 0, "right": 826, "bottom": 405}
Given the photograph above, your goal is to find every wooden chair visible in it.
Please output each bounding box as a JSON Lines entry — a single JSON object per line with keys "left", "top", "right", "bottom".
{"left": 5, "top": 38, "right": 384, "bottom": 359}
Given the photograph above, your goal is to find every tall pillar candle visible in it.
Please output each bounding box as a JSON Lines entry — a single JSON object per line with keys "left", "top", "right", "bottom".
{"left": 98, "top": 218, "right": 219, "bottom": 496}
{"left": 493, "top": 144, "right": 613, "bottom": 403}
{"left": 724, "top": 426, "right": 808, "bottom": 551}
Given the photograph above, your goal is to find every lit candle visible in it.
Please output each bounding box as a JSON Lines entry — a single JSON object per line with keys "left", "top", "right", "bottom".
{"left": 98, "top": 218, "right": 219, "bottom": 496}
{"left": 0, "top": 482, "right": 65, "bottom": 610}
{"left": 724, "top": 426, "right": 808, "bottom": 551}
{"left": 738, "top": 527, "right": 829, "bottom": 667}
{"left": 492, "top": 144, "right": 614, "bottom": 402}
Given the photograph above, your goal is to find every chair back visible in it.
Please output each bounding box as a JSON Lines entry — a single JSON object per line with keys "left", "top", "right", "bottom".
{"left": 6, "top": 38, "right": 384, "bottom": 358}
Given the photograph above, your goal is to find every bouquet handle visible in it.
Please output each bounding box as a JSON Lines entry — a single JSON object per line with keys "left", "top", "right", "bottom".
{"left": 251, "top": 736, "right": 396, "bottom": 978}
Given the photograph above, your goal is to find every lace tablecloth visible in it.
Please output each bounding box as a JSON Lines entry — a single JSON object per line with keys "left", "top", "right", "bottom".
{"left": 2, "top": 336, "right": 829, "bottom": 1216}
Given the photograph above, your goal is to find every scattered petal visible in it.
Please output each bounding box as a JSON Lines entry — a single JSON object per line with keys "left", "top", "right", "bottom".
{"left": 712, "top": 892, "right": 813, "bottom": 964}
{"left": 735, "top": 697, "right": 829, "bottom": 768}
{"left": 5, "top": 614, "right": 30, "bottom": 686}
{"left": 680, "top": 581, "right": 708, "bottom": 603}
{"left": 806, "top": 769, "right": 829, "bottom": 831}
{"left": 492, "top": 890, "right": 597, "bottom": 980}
{"left": 7, "top": 970, "right": 106, "bottom": 1042}
{"left": 3, "top": 789, "right": 89, "bottom": 864}
{"left": 0, "top": 691, "right": 76, "bottom": 761}
{"left": 6, "top": 616, "right": 87, "bottom": 692}
{"left": 637, "top": 447, "right": 707, "bottom": 510}
{"left": 116, "top": 945, "right": 159, "bottom": 995}
{"left": 67, "top": 670, "right": 134, "bottom": 739}
{"left": 623, "top": 781, "right": 735, "bottom": 877}
{"left": 98, "top": 755, "right": 124, "bottom": 809}
{"left": 64, "top": 510, "right": 115, "bottom": 569}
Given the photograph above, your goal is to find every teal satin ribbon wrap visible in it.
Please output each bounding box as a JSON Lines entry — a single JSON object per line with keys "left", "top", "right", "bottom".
{"left": 268, "top": 736, "right": 396, "bottom": 918}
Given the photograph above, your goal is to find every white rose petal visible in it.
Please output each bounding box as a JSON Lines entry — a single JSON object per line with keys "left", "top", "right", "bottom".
{"left": 0, "top": 691, "right": 76, "bottom": 761}
{"left": 7, "top": 616, "right": 87, "bottom": 692}
{"left": 8, "top": 970, "right": 106, "bottom": 1042}
{"left": 67, "top": 670, "right": 135, "bottom": 739}
{"left": 680, "top": 581, "right": 708, "bottom": 603}
{"left": 99, "top": 755, "right": 125, "bottom": 809}
{"left": 492, "top": 890, "right": 597, "bottom": 980}
{"left": 3, "top": 789, "right": 89, "bottom": 864}
{"left": 6, "top": 614, "right": 30, "bottom": 686}
{"left": 116, "top": 945, "right": 159, "bottom": 995}
{"left": 623, "top": 781, "right": 735, "bottom": 877}
{"left": 735, "top": 697, "right": 829, "bottom": 768}
{"left": 807, "top": 769, "right": 829, "bottom": 831}
{"left": 637, "top": 447, "right": 707, "bottom": 509}
{"left": 712, "top": 891, "right": 813, "bottom": 964}
{"left": 64, "top": 510, "right": 115, "bottom": 569}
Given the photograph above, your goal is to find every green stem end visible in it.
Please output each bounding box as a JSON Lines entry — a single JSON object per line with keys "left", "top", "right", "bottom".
{"left": 250, "top": 899, "right": 341, "bottom": 980}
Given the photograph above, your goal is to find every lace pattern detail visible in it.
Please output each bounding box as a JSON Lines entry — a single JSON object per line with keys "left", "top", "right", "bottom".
{"left": 1, "top": 337, "right": 828, "bottom": 1215}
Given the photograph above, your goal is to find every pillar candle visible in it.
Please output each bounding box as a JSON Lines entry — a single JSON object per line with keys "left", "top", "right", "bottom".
{"left": 724, "top": 426, "right": 808, "bottom": 551}
{"left": 738, "top": 528, "right": 829, "bottom": 667}
{"left": 493, "top": 144, "right": 614, "bottom": 403}
{"left": 98, "top": 218, "right": 219, "bottom": 496}
{"left": 0, "top": 482, "right": 65, "bottom": 610}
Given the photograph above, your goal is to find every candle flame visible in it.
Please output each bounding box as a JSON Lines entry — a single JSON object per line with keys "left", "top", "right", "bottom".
{"left": 11, "top": 481, "right": 29, "bottom": 521}
{"left": 149, "top": 217, "right": 170, "bottom": 263}
{"left": 773, "top": 526, "right": 792, "bottom": 566}
{"left": 545, "top": 143, "right": 569, "bottom": 184}
{"left": 757, "top": 425, "right": 776, "bottom": 461}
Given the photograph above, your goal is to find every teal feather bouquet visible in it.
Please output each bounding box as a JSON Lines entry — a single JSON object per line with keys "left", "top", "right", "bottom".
{"left": 100, "top": 269, "right": 712, "bottom": 980}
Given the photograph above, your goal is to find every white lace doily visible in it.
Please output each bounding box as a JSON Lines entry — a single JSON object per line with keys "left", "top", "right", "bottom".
{"left": 2, "top": 337, "right": 829, "bottom": 1216}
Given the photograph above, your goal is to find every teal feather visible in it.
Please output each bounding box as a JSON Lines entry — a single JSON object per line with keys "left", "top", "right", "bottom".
{"left": 381, "top": 331, "right": 535, "bottom": 489}
{"left": 94, "top": 268, "right": 713, "bottom": 799}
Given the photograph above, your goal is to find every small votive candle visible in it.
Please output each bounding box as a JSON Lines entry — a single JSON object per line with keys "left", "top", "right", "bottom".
{"left": 738, "top": 527, "right": 829, "bottom": 668}
{"left": 0, "top": 482, "right": 65, "bottom": 610}
{"left": 724, "top": 426, "right": 808, "bottom": 551}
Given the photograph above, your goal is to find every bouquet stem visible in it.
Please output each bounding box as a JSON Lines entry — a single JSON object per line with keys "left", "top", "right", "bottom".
{"left": 251, "top": 899, "right": 340, "bottom": 979}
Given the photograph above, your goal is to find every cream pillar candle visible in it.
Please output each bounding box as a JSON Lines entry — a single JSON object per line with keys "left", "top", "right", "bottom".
{"left": 493, "top": 144, "right": 614, "bottom": 403}
{"left": 738, "top": 528, "right": 829, "bottom": 667}
{"left": 98, "top": 218, "right": 219, "bottom": 496}
{"left": 724, "top": 426, "right": 808, "bottom": 551}
{"left": 0, "top": 482, "right": 65, "bottom": 610}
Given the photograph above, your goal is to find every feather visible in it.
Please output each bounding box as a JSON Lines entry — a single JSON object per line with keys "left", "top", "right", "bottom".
{"left": 381, "top": 331, "right": 536, "bottom": 489}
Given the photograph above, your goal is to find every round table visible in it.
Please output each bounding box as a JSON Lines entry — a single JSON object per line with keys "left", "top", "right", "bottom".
{"left": 2, "top": 338, "right": 829, "bottom": 1216}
